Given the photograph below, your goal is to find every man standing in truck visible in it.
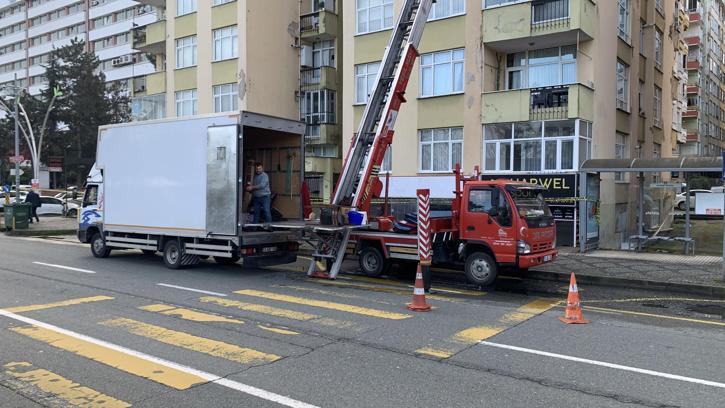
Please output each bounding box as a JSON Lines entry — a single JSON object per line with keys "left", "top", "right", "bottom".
{"left": 247, "top": 162, "right": 272, "bottom": 224}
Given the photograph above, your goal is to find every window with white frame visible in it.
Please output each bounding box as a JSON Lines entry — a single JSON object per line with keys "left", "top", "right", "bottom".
{"left": 429, "top": 0, "right": 464, "bottom": 20}
{"left": 175, "top": 35, "right": 197, "bottom": 68}
{"left": 213, "top": 26, "right": 237, "bottom": 61}
{"left": 615, "top": 132, "right": 628, "bottom": 181}
{"left": 484, "top": 0, "right": 520, "bottom": 7}
{"left": 419, "top": 128, "right": 463, "bottom": 172}
{"left": 505, "top": 45, "right": 576, "bottom": 89}
{"left": 483, "top": 120, "right": 587, "bottom": 172}
{"left": 356, "top": 0, "right": 394, "bottom": 34}
{"left": 301, "top": 89, "right": 336, "bottom": 126}
{"left": 177, "top": 0, "right": 196, "bottom": 16}
{"left": 313, "top": 40, "right": 335, "bottom": 67}
{"left": 616, "top": 59, "right": 629, "bottom": 111}
{"left": 175, "top": 89, "right": 197, "bottom": 116}
{"left": 618, "top": 0, "right": 630, "bottom": 42}
{"left": 420, "top": 48, "right": 464, "bottom": 97}
{"left": 213, "top": 83, "right": 238, "bottom": 112}
{"left": 355, "top": 61, "right": 380, "bottom": 103}
{"left": 654, "top": 28, "right": 663, "bottom": 70}
{"left": 654, "top": 85, "right": 662, "bottom": 127}
{"left": 639, "top": 19, "right": 646, "bottom": 55}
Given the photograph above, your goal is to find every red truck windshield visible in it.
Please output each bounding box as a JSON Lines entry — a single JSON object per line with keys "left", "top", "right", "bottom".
{"left": 507, "top": 186, "right": 554, "bottom": 228}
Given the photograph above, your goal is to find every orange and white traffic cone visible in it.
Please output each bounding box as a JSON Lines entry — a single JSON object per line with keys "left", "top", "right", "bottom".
{"left": 558, "top": 272, "right": 588, "bottom": 324}
{"left": 407, "top": 264, "right": 431, "bottom": 312}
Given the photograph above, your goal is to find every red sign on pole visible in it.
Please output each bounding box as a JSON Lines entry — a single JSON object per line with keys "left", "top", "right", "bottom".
{"left": 8, "top": 155, "right": 24, "bottom": 164}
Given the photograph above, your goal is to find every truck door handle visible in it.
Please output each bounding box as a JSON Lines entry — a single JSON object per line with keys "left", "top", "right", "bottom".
{"left": 466, "top": 225, "right": 475, "bottom": 231}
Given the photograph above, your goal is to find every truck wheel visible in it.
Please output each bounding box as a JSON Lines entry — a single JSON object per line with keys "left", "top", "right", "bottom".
{"left": 359, "top": 246, "right": 390, "bottom": 277}
{"left": 90, "top": 233, "right": 111, "bottom": 258}
{"left": 163, "top": 241, "right": 184, "bottom": 269}
{"left": 214, "top": 255, "right": 240, "bottom": 265}
{"left": 464, "top": 252, "right": 497, "bottom": 287}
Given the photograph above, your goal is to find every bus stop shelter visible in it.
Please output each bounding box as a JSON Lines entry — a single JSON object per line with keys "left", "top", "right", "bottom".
{"left": 578, "top": 157, "right": 723, "bottom": 254}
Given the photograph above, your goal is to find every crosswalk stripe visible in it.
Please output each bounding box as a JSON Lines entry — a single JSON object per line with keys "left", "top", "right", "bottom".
{"left": 139, "top": 304, "right": 244, "bottom": 324}
{"left": 257, "top": 325, "right": 300, "bottom": 336}
{"left": 198, "top": 296, "right": 360, "bottom": 330}
{"left": 234, "top": 289, "right": 412, "bottom": 320}
{"left": 9, "top": 325, "right": 204, "bottom": 390}
{"left": 100, "top": 318, "right": 280, "bottom": 365}
{"left": 3, "top": 361, "right": 131, "bottom": 408}
{"left": 4, "top": 296, "right": 114, "bottom": 313}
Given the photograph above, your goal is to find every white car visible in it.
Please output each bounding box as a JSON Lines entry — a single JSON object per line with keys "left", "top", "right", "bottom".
{"left": 674, "top": 189, "right": 712, "bottom": 211}
{"left": 37, "top": 196, "right": 66, "bottom": 216}
{"left": 0, "top": 192, "right": 27, "bottom": 212}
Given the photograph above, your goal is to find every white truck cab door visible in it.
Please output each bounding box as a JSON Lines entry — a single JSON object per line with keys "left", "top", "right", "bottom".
{"left": 80, "top": 184, "right": 103, "bottom": 228}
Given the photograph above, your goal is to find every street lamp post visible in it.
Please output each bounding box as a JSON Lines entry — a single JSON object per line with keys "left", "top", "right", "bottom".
{"left": 13, "top": 74, "right": 20, "bottom": 203}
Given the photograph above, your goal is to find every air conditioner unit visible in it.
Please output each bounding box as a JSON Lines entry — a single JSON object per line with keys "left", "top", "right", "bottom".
{"left": 300, "top": 45, "right": 313, "bottom": 67}
{"left": 112, "top": 55, "right": 133, "bottom": 67}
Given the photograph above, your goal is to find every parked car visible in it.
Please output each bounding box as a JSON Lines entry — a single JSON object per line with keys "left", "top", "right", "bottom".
{"left": 65, "top": 200, "right": 80, "bottom": 217}
{"left": 0, "top": 192, "right": 27, "bottom": 212}
{"left": 674, "top": 189, "right": 712, "bottom": 210}
{"left": 37, "top": 196, "right": 66, "bottom": 216}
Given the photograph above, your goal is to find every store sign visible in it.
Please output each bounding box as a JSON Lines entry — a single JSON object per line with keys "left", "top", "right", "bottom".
{"left": 480, "top": 174, "right": 577, "bottom": 205}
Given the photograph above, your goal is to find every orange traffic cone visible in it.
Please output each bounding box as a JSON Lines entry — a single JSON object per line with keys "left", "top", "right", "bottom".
{"left": 407, "top": 264, "right": 431, "bottom": 312}
{"left": 558, "top": 272, "right": 588, "bottom": 324}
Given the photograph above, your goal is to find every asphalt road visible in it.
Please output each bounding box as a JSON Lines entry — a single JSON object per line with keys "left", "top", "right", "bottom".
{"left": 0, "top": 235, "right": 723, "bottom": 408}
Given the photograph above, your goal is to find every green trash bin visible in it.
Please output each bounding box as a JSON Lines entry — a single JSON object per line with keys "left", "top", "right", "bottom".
{"left": 3, "top": 203, "right": 31, "bottom": 230}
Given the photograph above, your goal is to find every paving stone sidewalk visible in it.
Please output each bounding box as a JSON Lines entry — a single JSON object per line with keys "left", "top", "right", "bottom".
{"left": 1, "top": 216, "right": 76, "bottom": 235}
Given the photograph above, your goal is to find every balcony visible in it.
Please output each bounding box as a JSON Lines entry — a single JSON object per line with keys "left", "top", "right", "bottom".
{"left": 685, "top": 36, "right": 700, "bottom": 47}
{"left": 145, "top": 71, "right": 166, "bottom": 95}
{"left": 483, "top": 0, "right": 596, "bottom": 52}
{"left": 687, "top": 85, "right": 699, "bottom": 94}
{"left": 300, "top": 9, "right": 338, "bottom": 41}
{"left": 135, "top": 0, "right": 165, "bottom": 7}
{"left": 688, "top": 11, "right": 701, "bottom": 23}
{"left": 482, "top": 83, "right": 593, "bottom": 124}
{"left": 300, "top": 66, "right": 338, "bottom": 91}
{"left": 304, "top": 123, "right": 340, "bottom": 144}
{"left": 686, "top": 60, "right": 700, "bottom": 70}
{"left": 135, "top": 20, "right": 166, "bottom": 54}
{"left": 683, "top": 107, "right": 699, "bottom": 118}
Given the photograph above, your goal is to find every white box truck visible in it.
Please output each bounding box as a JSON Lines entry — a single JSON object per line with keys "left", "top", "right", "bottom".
{"left": 77, "top": 111, "right": 306, "bottom": 269}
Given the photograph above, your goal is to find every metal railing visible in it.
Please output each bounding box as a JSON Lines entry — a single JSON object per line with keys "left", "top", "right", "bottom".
{"left": 530, "top": 85, "right": 569, "bottom": 120}
{"left": 301, "top": 68, "right": 321, "bottom": 85}
{"left": 301, "top": 12, "right": 321, "bottom": 33}
{"left": 531, "top": 0, "right": 570, "bottom": 30}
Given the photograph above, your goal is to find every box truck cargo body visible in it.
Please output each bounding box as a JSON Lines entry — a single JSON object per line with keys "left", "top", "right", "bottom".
{"left": 78, "top": 112, "right": 306, "bottom": 269}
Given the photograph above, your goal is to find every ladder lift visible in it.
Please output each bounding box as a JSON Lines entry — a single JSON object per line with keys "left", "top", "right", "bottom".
{"left": 307, "top": 0, "right": 433, "bottom": 278}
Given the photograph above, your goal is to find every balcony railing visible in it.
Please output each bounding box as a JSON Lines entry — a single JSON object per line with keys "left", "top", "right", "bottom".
{"left": 530, "top": 85, "right": 569, "bottom": 120}
{"left": 301, "top": 68, "right": 321, "bottom": 86}
{"left": 531, "top": 0, "right": 570, "bottom": 32}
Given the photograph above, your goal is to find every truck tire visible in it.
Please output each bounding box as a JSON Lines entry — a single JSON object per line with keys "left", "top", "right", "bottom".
{"left": 214, "top": 255, "right": 240, "bottom": 265}
{"left": 163, "top": 241, "right": 185, "bottom": 269}
{"left": 464, "top": 252, "right": 497, "bottom": 287}
{"left": 359, "top": 246, "right": 390, "bottom": 277}
{"left": 90, "top": 233, "right": 111, "bottom": 258}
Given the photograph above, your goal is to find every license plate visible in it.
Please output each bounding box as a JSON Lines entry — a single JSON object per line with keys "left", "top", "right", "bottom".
{"left": 543, "top": 255, "right": 552, "bottom": 262}
{"left": 262, "top": 246, "right": 277, "bottom": 253}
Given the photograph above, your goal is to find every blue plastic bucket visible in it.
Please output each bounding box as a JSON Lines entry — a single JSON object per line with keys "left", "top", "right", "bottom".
{"left": 348, "top": 211, "right": 364, "bottom": 225}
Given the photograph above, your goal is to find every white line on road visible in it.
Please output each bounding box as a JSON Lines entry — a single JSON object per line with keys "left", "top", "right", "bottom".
{"left": 33, "top": 262, "right": 96, "bottom": 274}
{"left": 0, "top": 308, "right": 319, "bottom": 408}
{"left": 480, "top": 341, "right": 725, "bottom": 389}
{"left": 157, "top": 283, "right": 227, "bottom": 297}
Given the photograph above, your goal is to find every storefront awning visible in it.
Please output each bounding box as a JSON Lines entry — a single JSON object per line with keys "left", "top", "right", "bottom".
{"left": 580, "top": 157, "right": 723, "bottom": 173}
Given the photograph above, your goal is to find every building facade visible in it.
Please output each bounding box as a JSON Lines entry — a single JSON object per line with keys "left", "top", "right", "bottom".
{"left": 0, "top": 0, "right": 157, "bottom": 95}
{"left": 131, "top": 0, "right": 299, "bottom": 123}
{"left": 342, "top": 0, "right": 691, "bottom": 249}
{"left": 680, "top": 0, "right": 725, "bottom": 156}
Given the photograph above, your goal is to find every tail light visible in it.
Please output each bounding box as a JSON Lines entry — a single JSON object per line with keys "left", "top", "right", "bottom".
{"left": 242, "top": 247, "right": 255, "bottom": 255}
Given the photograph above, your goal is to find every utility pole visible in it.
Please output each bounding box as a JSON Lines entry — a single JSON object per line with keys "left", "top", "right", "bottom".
{"left": 13, "top": 73, "right": 20, "bottom": 203}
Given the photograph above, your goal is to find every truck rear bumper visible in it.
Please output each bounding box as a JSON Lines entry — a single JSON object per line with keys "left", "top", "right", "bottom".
{"left": 518, "top": 249, "right": 558, "bottom": 269}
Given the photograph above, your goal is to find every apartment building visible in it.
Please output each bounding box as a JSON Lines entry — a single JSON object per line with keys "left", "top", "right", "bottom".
{"left": 680, "top": 0, "right": 725, "bottom": 156}
{"left": 299, "top": 0, "right": 342, "bottom": 202}
{"left": 342, "top": 0, "right": 687, "bottom": 249}
{"left": 130, "top": 0, "right": 299, "bottom": 123}
{"left": 0, "top": 0, "right": 157, "bottom": 96}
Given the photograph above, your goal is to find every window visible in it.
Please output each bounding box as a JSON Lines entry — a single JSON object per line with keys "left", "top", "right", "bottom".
{"left": 687, "top": 0, "right": 698, "bottom": 12}
{"left": 429, "top": 0, "right": 464, "bottom": 20}
{"left": 212, "top": 26, "right": 237, "bottom": 61}
{"left": 505, "top": 46, "right": 576, "bottom": 89}
{"left": 468, "top": 189, "right": 493, "bottom": 213}
{"left": 420, "top": 48, "right": 464, "bottom": 97}
{"left": 419, "top": 128, "right": 463, "bottom": 172}
{"left": 356, "top": 0, "right": 394, "bottom": 34}
{"left": 213, "top": 83, "right": 238, "bottom": 113}
{"left": 654, "top": 86, "right": 662, "bottom": 127}
{"left": 618, "top": 0, "right": 630, "bottom": 42}
{"left": 638, "top": 80, "right": 645, "bottom": 115}
{"left": 177, "top": 0, "right": 196, "bottom": 16}
{"left": 313, "top": 40, "right": 335, "bottom": 67}
{"left": 654, "top": 29, "right": 663, "bottom": 70}
{"left": 615, "top": 133, "right": 628, "bottom": 181}
{"left": 175, "top": 89, "right": 197, "bottom": 116}
{"left": 301, "top": 89, "right": 336, "bottom": 127}
{"left": 532, "top": 0, "right": 569, "bottom": 24}
{"left": 83, "top": 185, "right": 99, "bottom": 207}
{"left": 355, "top": 61, "right": 380, "bottom": 103}
{"left": 639, "top": 20, "right": 646, "bottom": 55}
{"left": 616, "top": 60, "right": 629, "bottom": 111}
{"left": 484, "top": 0, "right": 521, "bottom": 7}
{"left": 175, "top": 36, "right": 197, "bottom": 68}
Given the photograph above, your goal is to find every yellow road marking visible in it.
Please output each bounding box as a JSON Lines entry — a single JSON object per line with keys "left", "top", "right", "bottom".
{"left": 340, "top": 275, "right": 487, "bottom": 297}
{"left": 307, "top": 279, "right": 465, "bottom": 303}
{"left": 273, "top": 285, "right": 397, "bottom": 306}
{"left": 415, "top": 347, "right": 454, "bottom": 359}
{"left": 10, "top": 326, "right": 204, "bottom": 390}
{"left": 583, "top": 306, "right": 725, "bottom": 327}
{"left": 257, "top": 325, "right": 299, "bottom": 336}
{"left": 139, "top": 304, "right": 244, "bottom": 324}
{"left": 499, "top": 299, "right": 559, "bottom": 324}
{"left": 199, "top": 296, "right": 361, "bottom": 330}
{"left": 100, "top": 318, "right": 280, "bottom": 365}
{"left": 234, "top": 289, "right": 412, "bottom": 320}
{"left": 453, "top": 326, "right": 504, "bottom": 343}
{"left": 4, "top": 362, "right": 130, "bottom": 408}
{"left": 4, "top": 296, "right": 114, "bottom": 313}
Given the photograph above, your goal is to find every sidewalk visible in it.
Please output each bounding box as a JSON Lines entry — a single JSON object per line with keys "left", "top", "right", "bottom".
{"left": 530, "top": 247, "right": 725, "bottom": 297}
{"left": 1, "top": 216, "right": 77, "bottom": 236}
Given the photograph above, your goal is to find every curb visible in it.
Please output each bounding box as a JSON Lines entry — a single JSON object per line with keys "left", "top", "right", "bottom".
{"left": 527, "top": 269, "right": 725, "bottom": 298}
{"left": 4, "top": 229, "right": 77, "bottom": 237}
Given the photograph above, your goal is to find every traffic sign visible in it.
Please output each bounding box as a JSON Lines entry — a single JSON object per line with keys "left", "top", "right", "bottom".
{"left": 9, "top": 155, "right": 24, "bottom": 164}
{"left": 10, "top": 169, "right": 24, "bottom": 176}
